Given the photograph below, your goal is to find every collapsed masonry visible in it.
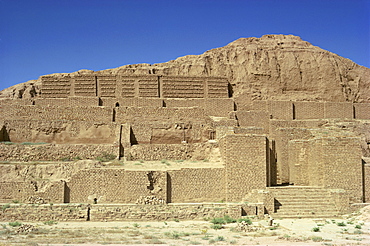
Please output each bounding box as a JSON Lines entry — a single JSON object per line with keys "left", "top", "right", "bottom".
{"left": 1, "top": 73, "right": 370, "bottom": 220}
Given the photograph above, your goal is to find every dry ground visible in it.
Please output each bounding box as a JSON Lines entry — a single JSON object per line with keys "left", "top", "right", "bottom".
{"left": 1, "top": 207, "right": 370, "bottom": 246}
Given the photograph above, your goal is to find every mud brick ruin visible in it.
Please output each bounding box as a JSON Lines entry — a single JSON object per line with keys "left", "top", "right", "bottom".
{"left": 1, "top": 70, "right": 370, "bottom": 220}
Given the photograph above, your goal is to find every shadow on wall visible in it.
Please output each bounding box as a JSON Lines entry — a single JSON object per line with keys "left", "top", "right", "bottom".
{"left": 0, "top": 125, "right": 10, "bottom": 142}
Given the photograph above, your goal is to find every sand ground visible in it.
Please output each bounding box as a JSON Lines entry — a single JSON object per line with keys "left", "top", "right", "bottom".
{"left": 1, "top": 207, "right": 370, "bottom": 246}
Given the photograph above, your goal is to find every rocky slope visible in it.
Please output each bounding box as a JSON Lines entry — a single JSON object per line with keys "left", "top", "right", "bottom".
{"left": 1, "top": 34, "right": 369, "bottom": 107}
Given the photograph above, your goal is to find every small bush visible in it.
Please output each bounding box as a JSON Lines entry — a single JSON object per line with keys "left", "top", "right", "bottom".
{"left": 311, "top": 236, "right": 323, "bottom": 242}
{"left": 337, "top": 222, "right": 346, "bottom": 226}
{"left": 43, "top": 220, "right": 58, "bottom": 226}
{"left": 210, "top": 217, "right": 225, "bottom": 224}
{"left": 210, "top": 224, "right": 223, "bottom": 230}
{"left": 312, "top": 227, "right": 320, "bottom": 232}
{"left": 223, "top": 215, "right": 236, "bottom": 223}
{"left": 215, "top": 236, "right": 225, "bottom": 241}
{"left": 174, "top": 218, "right": 180, "bottom": 222}
{"left": 9, "top": 221, "right": 22, "bottom": 227}
{"left": 355, "top": 224, "right": 362, "bottom": 229}
{"left": 133, "top": 223, "right": 140, "bottom": 228}
{"left": 12, "top": 200, "right": 20, "bottom": 204}
{"left": 354, "top": 229, "right": 363, "bottom": 234}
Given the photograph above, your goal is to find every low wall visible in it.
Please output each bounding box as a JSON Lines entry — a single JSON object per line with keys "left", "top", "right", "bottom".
{"left": 0, "top": 203, "right": 243, "bottom": 222}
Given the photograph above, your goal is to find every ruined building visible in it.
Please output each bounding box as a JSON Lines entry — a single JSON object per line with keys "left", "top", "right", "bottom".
{"left": 0, "top": 34, "right": 370, "bottom": 221}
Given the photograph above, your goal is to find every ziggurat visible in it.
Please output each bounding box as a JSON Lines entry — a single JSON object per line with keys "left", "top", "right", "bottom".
{"left": 1, "top": 72, "right": 370, "bottom": 221}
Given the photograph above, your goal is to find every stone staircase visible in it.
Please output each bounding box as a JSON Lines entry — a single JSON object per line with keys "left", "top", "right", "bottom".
{"left": 268, "top": 186, "right": 341, "bottom": 218}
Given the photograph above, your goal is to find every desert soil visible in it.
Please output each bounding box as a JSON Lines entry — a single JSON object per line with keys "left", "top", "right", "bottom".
{"left": 1, "top": 206, "right": 370, "bottom": 246}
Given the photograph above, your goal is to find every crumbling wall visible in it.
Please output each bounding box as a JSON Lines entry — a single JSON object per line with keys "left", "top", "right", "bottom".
{"left": 3, "top": 120, "right": 119, "bottom": 144}
{"left": 0, "top": 181, "right": 64, "bottom": 203}
{"left": 0, "top": 143, "right": 117, "bottom": 161}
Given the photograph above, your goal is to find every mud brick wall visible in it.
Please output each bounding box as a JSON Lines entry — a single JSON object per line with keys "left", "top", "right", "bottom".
{"left": 354, "top": 103, "right": 370, "bottom": 119}
{"left": 0, "top": 182, "right": 36, "bottom": 203}
{"left": 268, "top": 101, "right": 293, "bottom": 120}
{"left": 236, "top": 111, "right": 270, "bottom": 133}
{"left": 251, "top": 100, "right": 268, "bottom": 111}
{"left": 41, "top": 75, "right": 71, "bottom": 98}
{"left": 168, "top": 168, "right": 225, "bottom": 203}
{"left": 0, "top": 143, "right": 117, "bottom": 161}
{"left": 121, "top": 98, "right": 163, "bottom": 107}
{"left": 3, "top": 120, "right": 118, "bottom": 144}
{"left": 138, "top": 77, "right": 159, "bottom": 97}
{"left": 164, "top": 98, "right": 204, "bottom": 108}
{"left": 73, "top": 75, "right": 97, "bottom": 97}
{"left": 294, "top": 102, "right": 325, "bottom": 119}
{"left": 116, "top": 107, "right": 206, "bottom": 123}
{"left": 0, "top": 204, "right": 89, "bottom": 222}
{"left": 0, "top": 203, "right": 242, "bottom": 222}
{"left": 89, "top": 203, "right": 242, "bottom": 221}
{"left": 364, "top": 163, "right": 370, "bottom": 202}
{"left": 0, "top": 180, "right": 64, "bottom": 204}
{"left": 119, "top": 77, "right": 135, "bottom": 97}
{"left": 1, "top": 105, "right": 113, "bottom": 122}
{"left": 319, "top": 137, "right": 363, "bottom": 203}
{"left": 324, "top": 102, "right": 353, "bottom": 119}
{"left": 205, "top": 98, "right": 234, "bottom": 117}
{"left": 97, "top": 75, "right": 116, "bottom": 97}
{"left": 287, "top": 140, "right": 311, "bottom": 186}
{"left": 207, "top": 78, "right": 229, "bottom": 98}
{"left": 220, "top": 135, "right": 268, "bottom": 202}
{"left": 68, "top": 169, "right": 126, "bottom": 203}
{"left": 233, "top": 127, "right": 266, "bottom": 135}
{"left": 273, "top": 128, "right": 313, "bottom": 184}
{"left": 35, "top": 97, "right": 99, "bottom": 107}
{"left": 128, "top": 143, "right": 200, "bottom": 161}
{"left": 161, "top": 76, "right": 205, "bottom": 98}
{"left": 124, "top": 170, "right": 167, "bottom": 203}
{"left": 0, "top": 99, "right": 34, "bottom": 105}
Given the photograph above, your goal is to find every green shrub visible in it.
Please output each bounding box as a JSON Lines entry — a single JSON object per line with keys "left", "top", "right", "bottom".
{"left": 223, "top": 215, "right": 236, "bottom": 223}
{"left": 215, "top": 236, "right": 225, "bottom": 241}
{"left": 311, "top": 236, "right": 323, "bottom": 242}
{"left": 9, "top": 221, "right": 22, "bottom": 227}
{"left": 355, "top": 224, "right": 362, "bottom": 229}
{"left": 312, "top": 227, "right": 320, "bottom": 232}
{"left": 210, "top": 224, "right": 223, "bottom": 230}
{"left": 43, "top": 220, "right": 58, "bottom": 226}
{"left": 210, "top": 217, "right": 225, "bottom": 224}
{"left": 337, "top": 222, "right": 346, "bottom": 226}
{"left": 12, "top": 200, "right": 19, "bottom": 204}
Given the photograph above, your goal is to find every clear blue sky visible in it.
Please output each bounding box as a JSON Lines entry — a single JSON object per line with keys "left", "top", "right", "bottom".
{"left": 0, "top": 0, "right": 369, "bottom": 91}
